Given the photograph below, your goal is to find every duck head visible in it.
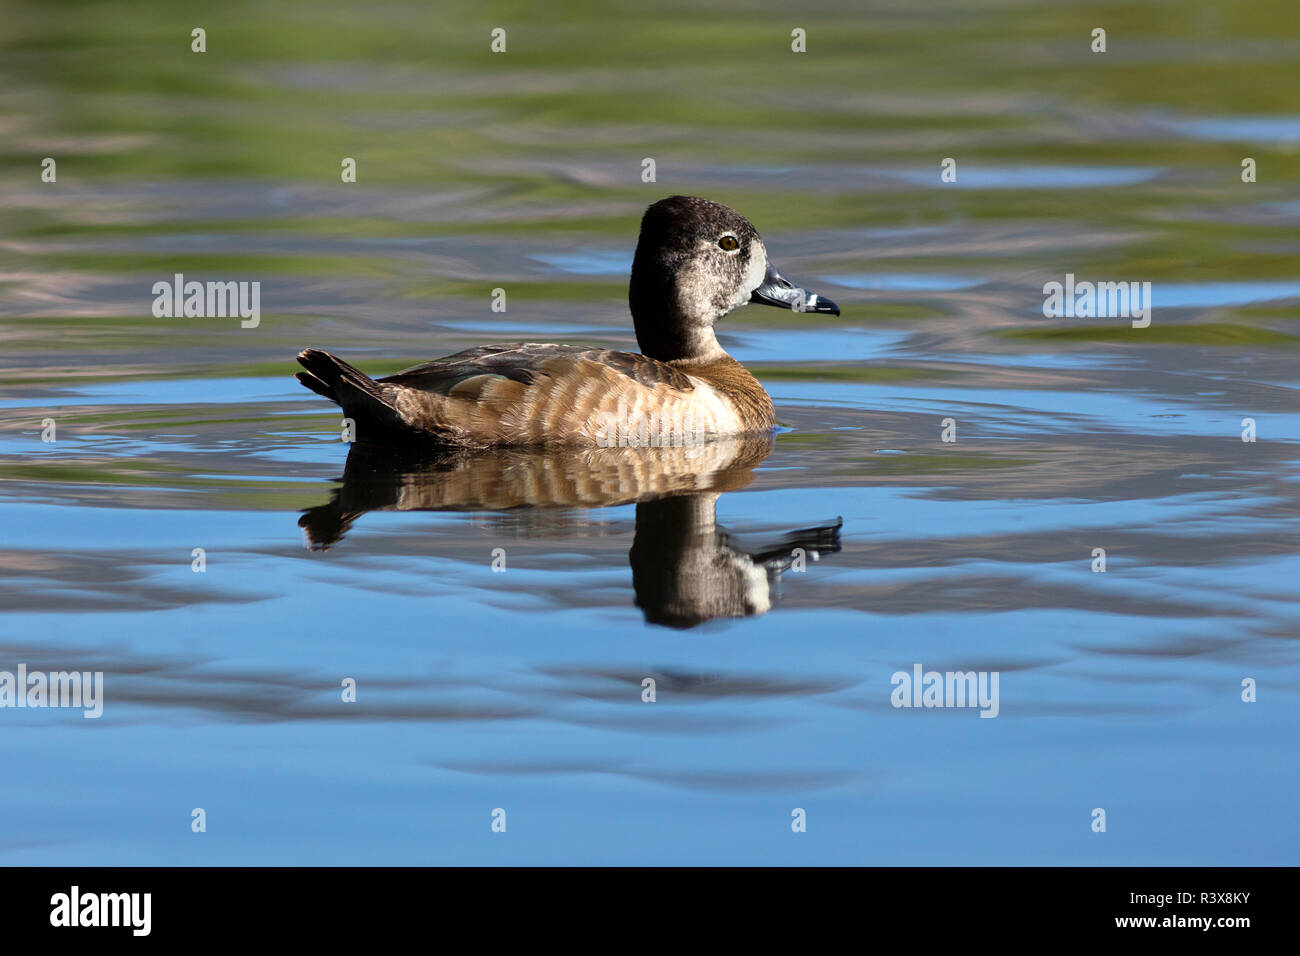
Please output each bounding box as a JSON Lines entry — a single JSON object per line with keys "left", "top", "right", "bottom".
{"left": 629, "top": 195, "right": 839, "bottom": 364}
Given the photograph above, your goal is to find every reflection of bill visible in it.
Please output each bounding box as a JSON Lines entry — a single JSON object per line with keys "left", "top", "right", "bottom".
{"left": 297, "top": 438, "right": 840, "bottom": 628}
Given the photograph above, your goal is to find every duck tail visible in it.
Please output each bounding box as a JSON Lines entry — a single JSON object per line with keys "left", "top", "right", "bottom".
{"left": 296, "top": 348, "right": 405, "bottom": 439}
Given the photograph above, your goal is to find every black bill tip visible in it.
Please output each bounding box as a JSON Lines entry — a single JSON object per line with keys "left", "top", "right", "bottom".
{"left": 801, "top": 293, "right": 840, "bottom": 316}
{"left": 749, "top": 262, "right": 839, "bottom": 316}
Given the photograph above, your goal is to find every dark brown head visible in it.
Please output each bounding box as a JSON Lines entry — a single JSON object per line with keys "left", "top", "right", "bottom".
{"left": 628, "top": 196, "right": 839, "bottom": 364}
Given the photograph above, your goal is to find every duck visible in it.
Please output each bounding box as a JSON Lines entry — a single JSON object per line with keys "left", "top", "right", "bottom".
{"left": 295, "top": 195, "right": 839, "bottom": 447}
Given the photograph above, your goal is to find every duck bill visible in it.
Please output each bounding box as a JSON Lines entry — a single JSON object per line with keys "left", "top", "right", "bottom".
{"left": 750, "top": 261, "right": 839, "bottom": 315}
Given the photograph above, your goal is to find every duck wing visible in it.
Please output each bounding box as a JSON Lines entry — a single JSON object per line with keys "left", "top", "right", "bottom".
{"left": 299, "top": 342, "right": 715, "bottom": 446}
{"left": 379, "top": 343, "right": 701, "bottom": 446}
{"left": 380, "top": 343, "right": 693, "bottom": 392}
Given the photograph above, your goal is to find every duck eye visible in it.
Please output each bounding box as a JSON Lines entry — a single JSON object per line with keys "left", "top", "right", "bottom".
{"left": 718, "top": 235, "right": 739, "bottom": 252}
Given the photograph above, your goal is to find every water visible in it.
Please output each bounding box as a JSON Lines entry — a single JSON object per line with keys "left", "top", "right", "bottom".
{"left": 1, "top": 0, "right": 1297, "bottom": 865}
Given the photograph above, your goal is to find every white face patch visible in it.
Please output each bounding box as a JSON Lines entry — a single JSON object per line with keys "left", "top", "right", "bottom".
{"left": 674, "top": 237, "right": 769, "bottom": 340}
{"left": 729, "top": 238, "right": 767, "bottom": 313}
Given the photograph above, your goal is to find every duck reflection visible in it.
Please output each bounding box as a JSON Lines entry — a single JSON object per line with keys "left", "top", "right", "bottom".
{"left": 299, "top": 437, "right": 840, "bottom": 628}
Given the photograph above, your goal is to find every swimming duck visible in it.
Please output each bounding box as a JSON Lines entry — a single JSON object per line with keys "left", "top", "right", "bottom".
{"left": 296, "top": 195, "right": 839, "bottom": 446}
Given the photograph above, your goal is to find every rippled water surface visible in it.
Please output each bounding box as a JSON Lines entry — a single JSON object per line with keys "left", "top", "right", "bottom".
{"left": 1, "top": 0, "right": 1298, "bottom": 864}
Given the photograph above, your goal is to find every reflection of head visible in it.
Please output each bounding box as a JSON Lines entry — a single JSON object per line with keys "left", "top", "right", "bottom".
{"left": 631, "top": 494, "right": 841, "bottom": 629}
{"left": 631, "top": 495, "right": 769, "bottom": 629}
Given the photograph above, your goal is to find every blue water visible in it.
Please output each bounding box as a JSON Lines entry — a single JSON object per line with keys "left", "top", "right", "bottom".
{"left": 889, "top": 166, "right": 1163, "bottom": 189}
{"left": 4, "top": 351, "right": 1298, "bottom": 864}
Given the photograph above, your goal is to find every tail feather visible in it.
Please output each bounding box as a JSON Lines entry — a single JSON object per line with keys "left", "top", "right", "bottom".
{"left": 296, "top": 348, "right": 383, "bottom": 402}
{"left": 296, "top": 348, "right": 407, "bottom": 440}
{"left": 295, "top": 370, "right": 335, "bottom": 400}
